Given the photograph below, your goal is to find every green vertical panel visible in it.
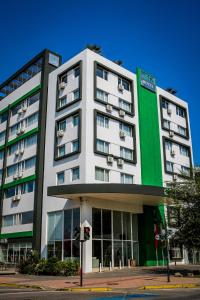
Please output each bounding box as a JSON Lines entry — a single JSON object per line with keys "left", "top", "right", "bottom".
{"left": 136, "top": 68, "right": 163, "bottom": 187}
{"left": 136, "top": 68, "right": 165, "bottom": 266}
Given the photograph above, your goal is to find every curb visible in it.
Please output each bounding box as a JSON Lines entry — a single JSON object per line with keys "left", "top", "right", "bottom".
{"left": 139, "top": 283, "right": 199, "bottom": 290}
{"left": 57, "top": 287, "right": 113, "bottom": 292}
{"left": 0, "top": 282, "right": 45, "bottom": 290}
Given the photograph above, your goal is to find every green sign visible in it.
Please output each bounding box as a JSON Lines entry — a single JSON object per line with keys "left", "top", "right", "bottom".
{"left": 140, "top": 69, "right": 156, "bottom": 92}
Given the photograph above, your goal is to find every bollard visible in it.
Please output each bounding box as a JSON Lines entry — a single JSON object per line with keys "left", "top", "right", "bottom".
{"left": 128, "top": 259, "right": 130, "bottom": 268}
{"left": 99, "top": 262, "right": 102, "bottom": 272}
{"left": 109, "top": 261, "right": 112, "bottom": 271}
{"left": 119, "top": 260, "right": 122, "bottom": 269}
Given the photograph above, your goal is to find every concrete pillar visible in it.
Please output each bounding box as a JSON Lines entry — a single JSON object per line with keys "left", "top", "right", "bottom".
{"left": 80, "top": 198, "right": 92, "bottom": 273}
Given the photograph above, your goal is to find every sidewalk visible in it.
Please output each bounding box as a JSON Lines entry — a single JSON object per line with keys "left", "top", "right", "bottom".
{"left": 0, "top": 267, "right": 200, "bottom": 291}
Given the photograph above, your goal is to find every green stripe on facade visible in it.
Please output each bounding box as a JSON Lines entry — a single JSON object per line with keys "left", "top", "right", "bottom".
{"left": 3, "top": 174, "right": 36, "bottom": 189}
{"left": 136, "top": 68, "right": 163, "bottom": 187}
{"left": 0, "top": 144, "right": 5, "bottom": 151}
{"left": 0, "top": 85, "right": 41, "bottom": 116}
{"left": 0, "top": 231, "right": 33, "bottom": 239}
{"left": 10, "top": 84, "right": 41, "bottom": 108}
{"left": 7, "top": 127, "right": 38, "bottom": 147}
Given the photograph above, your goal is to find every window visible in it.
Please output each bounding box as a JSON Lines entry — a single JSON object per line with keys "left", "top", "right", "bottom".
{"left": 57, "top": 172, "right": 65, "bottom": 185}
{"left": 120, "top": 147, "right": 133, "bottom": 160}
{"left": 26, "top": 112, "right": 38, "bottom": 127}
{"left": 25, "top": 134, "right": 37, "bottom": 148}
{"left": 22, "top": 181, "right": 35, "bottom": 194}
{"left": 0, "top": 111, "right": 8, "bottom": 124}
{"left": 0, "top": 131, "right": 5, "bottom": 142}
{"left": 178, "top": 125, "right": 187, "bottom": 136}
{"left": 165, "top": 141, "right": 172, "bottom": 151}
{"left": 11, "top": 104, "right": 21, "bottom": 116}
{"left": 5, "top": 187, "right": 16, "bottom": 198}
{"left": 58, "top": 120, "right": 66, "bottom": 131}
{"left": 95, "top": 167, "right": 109, "bottom": 182}
{"left": 8, "top": 143, "right": 19, "bottom": 156}
{"left": 72, "top": 167, "right": 80, "bottom": 181}
{"left": 119, "top": 123, "right": 132, "bottom": 137}
{"left": 58, "top": 145, "right": 65, "bottom": 157}
{"left": 163, "top": 119, "right": 171, "bottom": 129}
{"left": 121, "top": 173, "right": 133, "bottom": 184}
{"left": 27, "top": 92, "right": 40, "bottom": 106}
{"left": 73, "top": 89, "right": 80, "bottom": 100}
{"left": 166, "top": 161, "right": 174, "bottom": 172}
{"left": 58, "top": 96, "right": 67, "bottom": 108}
{"left": 0, "top": 150, "right": 4, "bottom": 160}
{"left": 74, "top": 67, "right": 80, "bottom": 78}
{"left": 10, "top": 123, "right": 20, "bottom": 135}
{"left": 7, "top": 164, "right": 18, "bottom": 177}
{"left": 3, "top": 215, "right": 14, "bottom": 227}
{"left": 119, "top": 99, "right": 132, "bottom": 113}
{"left": 181, "top": 165, "right": 190, "bottom": 176}
{"left": 176, "top": 106, "right": 185, "bottom": 118}
{"left": 96, "top": 139, "right": 109, "bottom": 154}
{"left": 21, "top": 211, "right": 33, "bottom": 224}
{"left": 96, "top": 89, "right": 108, "bottom": 102}
{"left": 179, "top": 145, "right": 189, "bottom": 157}
{"left": 25, "top": 156, "right": 36, "bottom": 170}
{"left": 73, "top": 115, "right": 79, "bottom": 127}
{"left": 72, "top": 140, "right": 79, "bottom": 152}
{"left": 162, "top": 99, "right": 169, "bottom": 109}
{"left": 60, "top": 73, "right": 68, "bottom": 83}
{"left": 118, "top": 77, "right": 130, "bottom": 91}
{"left": 96, "top": 66, "right": 108, "bottom": 80}
{"left": 168, "top": 206, "right": 179, "bottom": 227}
{"left": 97, "top": 114, "right": 109, "bottom": 128}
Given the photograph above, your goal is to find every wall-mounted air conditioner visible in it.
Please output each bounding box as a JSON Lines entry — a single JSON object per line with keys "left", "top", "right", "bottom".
{"left": 171, "top": 149, "right": 176, "bottom": 157}
{"left": 107, "top": 156, "right": 113, "bottom": 163}
{"left": 12, "top": 194, "right": 21, "bottom": 201}
{"left": 20, "top": 148, "right": 24, "bottom": 155}
{"left": 167, "top": 107, "right": 172, "bottom": 115}
{"left": 57, "top": 130, "right": 64, "bottom": 137}
{"left": 106, "top": 104, "right": 112, "bottom": 112}
{"left": 18, "top": 172, "right": 23, "bottom": 178}
{"left": 16, "top": 129, "right": 21, "bottom": 136}
{"left": 59, "top": 82, "right": 66, "bottom": 90}
{"left": 118, "top": 84, "right": 124, "bottom": 92}
{"left": 22, "top": 106, "right": 27, "bottom": 112}
{"left": 119, "top": 130, "right": 126, "bottom": 138}
{"left": 18, "top": 108, "right": 23, "bottom": 114}
{"left": 20, "top": 127, "right": 25, "bottom": 134}
{"left": 13, "top": 173, "right": 18, "bottom": 180}
{"left": 117, "top": 158, "right": 124, "bottom": 166}
{"left": 15, "top": 150, "right": 20, "bottom": 156}
{"left": 169, "top": 130, "right": 174, "bottom": 138}
{"left": 173, "top": 174, "right": 177, "bottom": 181}
{"left": 119, "top": 110, "right": 125, "bottom": 117}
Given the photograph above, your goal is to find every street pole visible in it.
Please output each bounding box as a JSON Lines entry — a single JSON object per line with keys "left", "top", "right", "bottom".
{"left": 80, "top": 240, "right": 84, "bottom": 287}
{"left": 166, "top": 236, "right": 170, "bottom": 282}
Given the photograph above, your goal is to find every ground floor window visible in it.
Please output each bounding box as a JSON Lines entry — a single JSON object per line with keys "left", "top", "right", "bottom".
{"left": 47, "top": 208, "right": 80, "bottom": 261}
{"left": 92, "top": 208, "right": 139, "bottom": 268}
{"left": 0, "top": 242, "right": 32, "bottom": 263}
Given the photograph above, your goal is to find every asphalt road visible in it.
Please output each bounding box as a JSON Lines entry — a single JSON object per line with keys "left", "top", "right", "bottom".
{"left": 0, "top": 288, "right": 200, "bottom": 300}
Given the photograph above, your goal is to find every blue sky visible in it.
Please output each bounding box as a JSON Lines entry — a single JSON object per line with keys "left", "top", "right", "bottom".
{"left": 0, "top": 0, "right": 200, "bottom": 164}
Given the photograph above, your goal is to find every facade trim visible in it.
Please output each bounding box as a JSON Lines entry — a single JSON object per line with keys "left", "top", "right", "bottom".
{"left": 0, "top": 231, "right": 33, "bottom": 239}
{"left": 7, "top": 127, "right": 38, "bottom": 147}
{"left": 3, "top": 174, "right": 36, "bottom": 189}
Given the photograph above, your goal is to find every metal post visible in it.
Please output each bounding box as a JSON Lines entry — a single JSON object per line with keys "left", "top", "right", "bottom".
{"left": 166, "top": 238, "right": 170, "bottom": 282}
{"left": 80, "top": 240, "right": 84, "bottom": 286}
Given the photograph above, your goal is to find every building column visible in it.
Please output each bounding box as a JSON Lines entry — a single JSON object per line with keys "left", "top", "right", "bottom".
{"left": 80, "top": 198, "right": 92, "bottom": 273}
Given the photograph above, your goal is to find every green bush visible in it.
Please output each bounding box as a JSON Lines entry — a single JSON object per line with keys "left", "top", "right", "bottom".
{"left": 18, "top": 256, "right": 79, "bottom": 276}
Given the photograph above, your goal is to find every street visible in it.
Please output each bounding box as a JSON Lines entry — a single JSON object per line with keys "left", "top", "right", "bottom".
{"left": 0, "top": 287, "right": 200, "bottom": 300}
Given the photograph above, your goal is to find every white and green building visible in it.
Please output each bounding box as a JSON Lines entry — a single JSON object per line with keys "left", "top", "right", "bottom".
{"left": 0, "top": 48, "right": 193, "bottom": 272}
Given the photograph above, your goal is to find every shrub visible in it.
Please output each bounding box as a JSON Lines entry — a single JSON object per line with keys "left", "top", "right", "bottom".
{"left": 62, "top": 259, "right": 79, "bottom": 276}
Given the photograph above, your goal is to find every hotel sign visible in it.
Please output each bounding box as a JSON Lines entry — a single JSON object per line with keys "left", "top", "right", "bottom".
{"left": 140, "top": 69, "right": 156, "bottom": 92}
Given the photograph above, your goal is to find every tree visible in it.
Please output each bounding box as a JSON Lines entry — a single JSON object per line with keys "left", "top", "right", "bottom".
{"left": 165, "top": 173, "right": 200, "bottom": 251}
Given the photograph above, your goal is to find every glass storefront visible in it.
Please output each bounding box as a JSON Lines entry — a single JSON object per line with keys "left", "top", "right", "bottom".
{"left": 92, "top": 208, "right": 139, "bottom": 268}
{"left": 0, "top": 242, "right": 32, "bottom": 263}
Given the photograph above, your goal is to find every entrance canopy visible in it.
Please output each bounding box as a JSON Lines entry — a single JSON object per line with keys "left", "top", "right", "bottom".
{"left": 47, "top": 183, "right": 165, "bottom": 206}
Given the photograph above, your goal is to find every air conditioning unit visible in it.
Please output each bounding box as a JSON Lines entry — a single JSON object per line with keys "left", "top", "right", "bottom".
{"left": 119, "top": 110, "right": 125, "bottom": 117}
{"left": 22, "top": 106, "right": 27, "bottom": 112}
{"left": 107, "top": 156, "right": 113, "bottom": 163}
{"left": 57, "top": 130, "right": 64, "bottom": 137}
{"left": 20, "top": 127, "right": 25, "bottom": 134}
{"left": 171, "top": 149, "right": 176, "bottom": 157}
{"left": 14, "top": 194, "right": 21, "bottom": 201}
{"left": 167, "top": 107, "right": 172, "bottom": 115}
{"left": 106, "top": 104, "right": 112, "bottom": 112}
{"left": 59, "top": 82, "right": 66, "bottom": 90}
{"left": 173, "top": 174, "right": 177, "bottom": 181}
{"left": 18, "top": 172, "right": 23, "bottom": 178}
{"left": 12, "top": 195, "right": 17, "bottom": 201}
{"left": 118, "top": 84, "right": 124, "bottom": 92}
{"left": 16, "top": 129, "right": 21, "bottom": 136}
{"left": 169, "top": 130, "right": 174, "bottom": 138}
{"left": 15, "top": 150, "right": 20, "bottom": 156}
{"left": 20, "top": 148, "right": 24, "bottom": 155}
{"left": 119, "top": 130, "right": 126, "bottom": 138}
{"left": 18, "top": 108, "right": 23, "bottom": 114}
{"left": 117, "top": 158, "right": 124, "bottom": 166}
{"left": 13, "top": 173, "right": 18, "bottom": 180}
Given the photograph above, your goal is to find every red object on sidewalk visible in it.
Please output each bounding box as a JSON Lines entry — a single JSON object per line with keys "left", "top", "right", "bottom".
{"left": 154, "top": 224, "right": 159, "bottom": 249}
